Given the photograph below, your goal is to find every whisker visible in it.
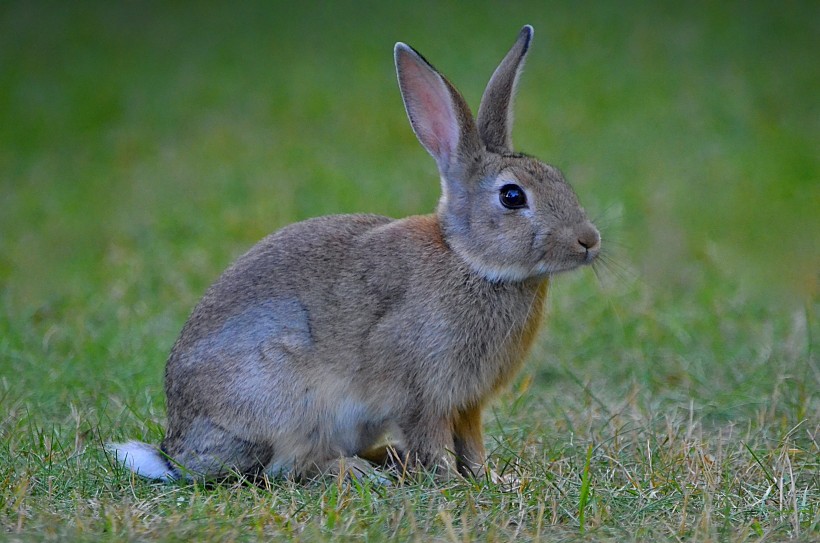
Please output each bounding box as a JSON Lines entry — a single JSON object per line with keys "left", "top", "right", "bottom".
{"left": 599, "top": 237, "right": 632, "bottom": 250}
{"left": 591, "top": 202, "right": 623, "bottom": 227}
{"left": 590, "top": 259, "right": 606, "bottom": 286}
{"left": 591, "top": 251, "right": 642, "bottom": 288}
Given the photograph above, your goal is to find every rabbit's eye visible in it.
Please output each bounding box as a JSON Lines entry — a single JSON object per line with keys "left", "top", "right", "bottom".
{"left": 499, "top": 184, "right": 527, "bottom": 209}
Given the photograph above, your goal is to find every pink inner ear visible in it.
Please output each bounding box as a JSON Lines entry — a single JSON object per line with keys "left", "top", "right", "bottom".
{"left": 400, "top": 56, "right": 459, "bottom": 165}
{"left": 418, "top": 88, "right": 459, "bottom": 160}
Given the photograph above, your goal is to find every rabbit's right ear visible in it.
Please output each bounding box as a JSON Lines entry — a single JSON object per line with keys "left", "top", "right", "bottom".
{"left": 476, "top": 25, "right": 533, "bottom": 153}
{"left": 395, "top": 43, "right": 481, "bottom": 176}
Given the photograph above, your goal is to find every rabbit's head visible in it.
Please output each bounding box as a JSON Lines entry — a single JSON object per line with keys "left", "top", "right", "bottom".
{"left": 395, "top": 26, "right": 599, "bottom": 282}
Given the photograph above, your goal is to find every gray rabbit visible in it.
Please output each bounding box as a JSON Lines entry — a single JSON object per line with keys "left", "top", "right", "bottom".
{"left": 109, "top": 25, "right": 600, "bottom": 482}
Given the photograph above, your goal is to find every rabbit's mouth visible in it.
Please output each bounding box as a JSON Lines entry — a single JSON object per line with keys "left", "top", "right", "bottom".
{"left": 532, "top": 222, "right": 600, "bottom": 275}
{"left": 580, "top": 239, "right": 601, "bottom": 265}
{"left": 536, "top": 246, "right": 600, "bottom": 276}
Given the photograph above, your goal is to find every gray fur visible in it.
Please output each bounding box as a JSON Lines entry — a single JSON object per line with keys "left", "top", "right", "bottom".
{"left": 109, "top": 26, "right": 600, "bottom": 482}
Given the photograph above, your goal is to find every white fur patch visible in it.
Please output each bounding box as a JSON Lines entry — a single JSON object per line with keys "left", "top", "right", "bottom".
{"left": 107, "top": 441, "right": 175, "bottom": 481}
{"left": 455, "top": 246, "right": 543, "bottom": 282}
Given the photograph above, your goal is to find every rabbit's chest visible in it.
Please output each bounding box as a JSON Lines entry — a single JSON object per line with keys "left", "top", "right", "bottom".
{"left": 366, "top": 276, "right": 549, "bottom": 408}
{"left": 462, "top": 278, "right": 550, "bottom": 395}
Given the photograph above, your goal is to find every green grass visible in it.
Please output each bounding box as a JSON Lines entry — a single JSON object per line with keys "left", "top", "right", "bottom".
{"left": 1, "top": 1, "right": 818, "bottom": 541}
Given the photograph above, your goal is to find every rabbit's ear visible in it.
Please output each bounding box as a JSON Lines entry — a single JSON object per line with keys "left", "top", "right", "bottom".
{"left": 476, "top": 25, "right": 533, "bottom": 153}
{"left": 395, "top": 43, "right": 481, "bottom": 175}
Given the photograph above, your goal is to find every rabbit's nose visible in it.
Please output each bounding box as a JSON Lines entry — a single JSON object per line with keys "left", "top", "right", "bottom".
{"left": 577, "top": 226, "right": 600, "bottom": 258}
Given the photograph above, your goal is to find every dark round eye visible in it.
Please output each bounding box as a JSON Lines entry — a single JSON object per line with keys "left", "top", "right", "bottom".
{"left": 499, "top": 184, "right": 527, "bottom": 209}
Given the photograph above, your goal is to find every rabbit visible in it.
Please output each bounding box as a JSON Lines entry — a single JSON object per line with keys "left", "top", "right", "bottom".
{"left": 108, "top": 24, "right": 600, "bottom": 483}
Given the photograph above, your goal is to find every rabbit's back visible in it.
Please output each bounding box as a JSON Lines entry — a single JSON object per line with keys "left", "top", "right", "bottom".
{"left": 168, "top": 213, "right": 394, "bottom": 349}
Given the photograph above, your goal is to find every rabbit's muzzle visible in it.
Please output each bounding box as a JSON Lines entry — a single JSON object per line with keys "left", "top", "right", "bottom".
{"left": 577, "top": 223, "right": 601, "bottom": 264}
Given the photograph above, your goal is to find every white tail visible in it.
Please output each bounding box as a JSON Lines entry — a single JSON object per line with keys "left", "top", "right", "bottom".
{"left": 107, "top": 441, "right": 176, "bottom": 481}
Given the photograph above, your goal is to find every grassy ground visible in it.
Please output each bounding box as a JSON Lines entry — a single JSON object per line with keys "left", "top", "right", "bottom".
{"left": 1, "top": 1, "right": 818, "bottom": 541}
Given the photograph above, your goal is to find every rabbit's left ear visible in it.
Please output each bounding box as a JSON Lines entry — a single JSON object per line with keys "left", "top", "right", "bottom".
{"left": 395, "top": 43, "right": 481, "bottom": 176}
{"left": 477, "top": 25, "right": 533, "bottom": 153}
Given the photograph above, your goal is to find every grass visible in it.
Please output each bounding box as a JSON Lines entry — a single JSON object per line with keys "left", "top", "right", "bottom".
{"left": 1, "top": 0, "right": 818, "bottom": 541}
